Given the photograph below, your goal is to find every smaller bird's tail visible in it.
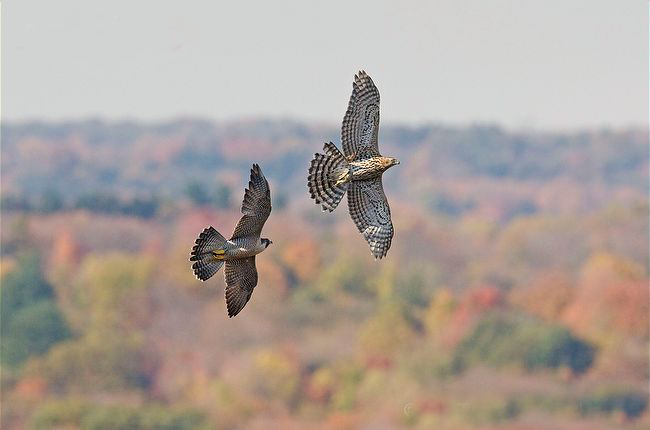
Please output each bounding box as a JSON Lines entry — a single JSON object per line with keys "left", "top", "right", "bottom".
{"left": 190, "top": 226, "right": 227, "bottom": 281}
{"left": 308, "top": 142, "right": 350, "bottom": 212}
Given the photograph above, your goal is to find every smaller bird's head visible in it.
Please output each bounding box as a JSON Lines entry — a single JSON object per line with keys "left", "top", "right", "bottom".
{"left": 261, "top": 238, "right": 273, "bottom": 248}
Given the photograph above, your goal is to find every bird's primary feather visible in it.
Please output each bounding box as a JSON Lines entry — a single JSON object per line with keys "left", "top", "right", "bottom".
{"left": 341, "top": 70, "right": 381, "bottom": 161}
{"left": 231, "top": 163, "right": 272, "bottom": 241}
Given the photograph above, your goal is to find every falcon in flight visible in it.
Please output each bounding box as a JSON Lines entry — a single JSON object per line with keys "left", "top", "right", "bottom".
{"left": 190, "top": 164, "right": 272, "bottom": 317}
{"left": 308, "top": 70, "right": 399, "bottom": 259}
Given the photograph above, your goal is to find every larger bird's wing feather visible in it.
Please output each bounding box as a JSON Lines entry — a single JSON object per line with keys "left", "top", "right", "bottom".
{"left": 224, "top": 257, "right": 258, "bottom": 317}
{"left": 347, "top": 177, "right": 394, "bottom": 259}
{"left": 341, "top": 70, "right": 381, "bottom": 161}
{"left": 231, "top": 164, "right": 272, "bottom": 240}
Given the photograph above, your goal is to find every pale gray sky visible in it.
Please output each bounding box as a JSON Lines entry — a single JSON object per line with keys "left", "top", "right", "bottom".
{"left": 3, "top": 0, "right": 647, "bottom": 130}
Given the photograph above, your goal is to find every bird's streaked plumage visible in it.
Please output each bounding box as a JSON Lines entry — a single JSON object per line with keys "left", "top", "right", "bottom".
{"left": 347, "top": 178, "right": 393, "bottom": 258}
{"left": 308, "top": 71, "right": 398, "bottom": 259}
{"left": 342, "top": 71, "right": 381, "bottom": 161}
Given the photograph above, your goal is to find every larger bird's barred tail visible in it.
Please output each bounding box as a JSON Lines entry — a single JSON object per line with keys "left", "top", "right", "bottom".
{"left": 190, "top": 226, "right": 227, "bottom": 281}
{"left": 308, "top": 142, "right": 350, "bottom": 212}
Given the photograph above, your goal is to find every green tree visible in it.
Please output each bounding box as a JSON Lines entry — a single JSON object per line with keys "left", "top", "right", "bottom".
{"left": 38, "top": 189, "right": 64, "bottom": 213}
{"left": 75, "top": 192, "right": 121, "bottom": 214}
{"left": 184, "top": 181, "right": 210, "bottom": 206}
{"left": 26, "top": 253, "right": 156, "bottom": 392}
{"left": 213, "top": 183, "right": 232, "bottom": 208}
{"left": 455, "top": 312, "right": 595, "bottom": 373}
{"left": 359, "top": 303, "right": 416, "bottom": 362}
{"left": 424, "top": 288, "right": 456, "bottom": 336}
{"left": 315, "top": 256, "right": 372, "bottom": 297}
{"left": 249, "top": 349, "right": 300, "bottom": 407}
{"left": 578, "top": 387, "right": 647, "bottom": 420}
{"left": 30, "top": 401, "right": 211, "bottom": 430}
{"left": 1, "top": 254, "right": 71, "bottom": 367}
{"left": 1, "top": 254, "right": 54, "bottom": 326}
{"left": 121, "top": 196, "right": 159, "bottom": 218}
{"left": 2, "top": 301, "right": 71, "bottom": 367}
{"left": 393, "top": 263, "right": 438, "bottom": 309}
{"left": 30, "top": 331, "right": 148, "bottom": 392}
{"left": 69, "top": 253, "right": 154, "bottom": 331}
{"left": 1, "top": 194, "right": 32, "bottom": 211}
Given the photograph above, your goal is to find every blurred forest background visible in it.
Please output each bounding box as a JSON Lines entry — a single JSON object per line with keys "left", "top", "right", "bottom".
{"left": 1, "top": 119, "right": 648, "bottom": 430}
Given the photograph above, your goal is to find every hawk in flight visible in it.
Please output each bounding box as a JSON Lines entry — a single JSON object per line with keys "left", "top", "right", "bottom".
{"left": 190, "top": 164, "right": 272, "bottom": 317}
{"left": 308, "top": 71, "right": 399, "bottom": 259}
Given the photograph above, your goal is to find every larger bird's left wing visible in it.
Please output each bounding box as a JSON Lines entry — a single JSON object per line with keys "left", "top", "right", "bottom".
{"left": 231, "top": 164, "right": 272, "bottom": 240}
{"left": 347, "top": 177, "right": 394, "bottom": 259}
{"left": 224, "top": 257, "right": 258, "bottom": 317}
{"left": 341, "top": 71, "right": 381, "bottom": 161}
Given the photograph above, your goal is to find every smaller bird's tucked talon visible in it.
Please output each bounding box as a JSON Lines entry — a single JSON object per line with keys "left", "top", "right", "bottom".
{"left": 212, "top": 249, "right": 226, "bottom": 260}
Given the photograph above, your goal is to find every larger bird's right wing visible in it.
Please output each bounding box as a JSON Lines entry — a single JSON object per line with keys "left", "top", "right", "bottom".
{"left": 347, "top": 176, "right": 394, "bottom": 259}
{"left": 231, "top": 164, "right": 272, "bottom": 240}
{"left": 341, "top": 71, "right": 381, "bottom": 161}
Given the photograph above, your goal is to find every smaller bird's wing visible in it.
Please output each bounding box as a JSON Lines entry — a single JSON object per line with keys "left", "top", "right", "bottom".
{"left": 224, "top": 256, "right": 258, "bottom": 317}
{"left": 347, "top": 177, "right": 394, "bottom": 259}
{"left": 341, "top": 70, "right": 381, "bottom": 161}
{"left": 231, "top": 164, "right": 272, "bottom": 240}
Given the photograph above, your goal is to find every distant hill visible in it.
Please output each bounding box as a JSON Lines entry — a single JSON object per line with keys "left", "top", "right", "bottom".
{"left": 2, "top": 119, "right": 647, "bottom": 220}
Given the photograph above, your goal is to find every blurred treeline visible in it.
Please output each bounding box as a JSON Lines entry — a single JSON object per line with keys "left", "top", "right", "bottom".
{"left": 1, "top": 120, "right": 648, "bottom": 430}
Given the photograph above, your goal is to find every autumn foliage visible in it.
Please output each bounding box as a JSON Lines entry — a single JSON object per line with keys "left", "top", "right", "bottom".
{"left": 1, "top": 120, "right": 647, "bottom": 430}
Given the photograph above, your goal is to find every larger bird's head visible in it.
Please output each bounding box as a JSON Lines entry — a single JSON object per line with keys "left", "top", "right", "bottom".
{"left": 384, "top": 157, "right": 400, "bottom": 169}
{"left": 261, "top": 238, "right": 273, "bottom": 248}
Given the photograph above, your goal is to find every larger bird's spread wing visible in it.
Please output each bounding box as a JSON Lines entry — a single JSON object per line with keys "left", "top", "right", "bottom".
{"left": 224, "top": 257, "right": 258, "bottom": 317}
{"left": 231, "top": 164, "right": 272, "bottom": 240}
{"left": 341, "top": 70, "right": 381, "bottom": 161}
{"left": 347, "top": 177, "right": 394, "bottom": 259}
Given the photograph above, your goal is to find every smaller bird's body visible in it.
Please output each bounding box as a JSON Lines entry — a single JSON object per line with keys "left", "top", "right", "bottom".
{"left": 190, "top": 164, "right": 272, "bottom": 317}
{"left": 308, "top": 71, "right": 399, "bottom": 259}
{"left": 216, "top": 238, "right": 269, "bottom": 260}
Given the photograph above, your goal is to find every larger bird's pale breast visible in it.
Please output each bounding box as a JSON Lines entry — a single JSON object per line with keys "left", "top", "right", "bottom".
{"left": 350, "top": 157, "right": 388, "bottom": 181}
